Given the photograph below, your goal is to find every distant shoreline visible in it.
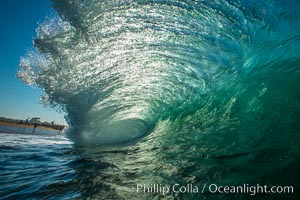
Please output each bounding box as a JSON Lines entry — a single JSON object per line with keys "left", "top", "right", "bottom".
{"left": 0, "top": 121, "right": 63, "bottom": 131}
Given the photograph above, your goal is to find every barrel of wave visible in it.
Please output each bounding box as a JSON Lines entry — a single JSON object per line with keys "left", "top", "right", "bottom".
{"left": 78, "top": 118, "right": 149, "bottom": 145}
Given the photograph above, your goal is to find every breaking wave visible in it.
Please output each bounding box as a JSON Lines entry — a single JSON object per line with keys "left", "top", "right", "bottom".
{"left": 18, "top": 0, "right": 300, "bottom": 146}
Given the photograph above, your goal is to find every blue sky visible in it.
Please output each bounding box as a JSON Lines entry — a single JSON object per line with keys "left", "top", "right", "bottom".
{"left": 0, "top": 0, "right": 66, "bottom": 124}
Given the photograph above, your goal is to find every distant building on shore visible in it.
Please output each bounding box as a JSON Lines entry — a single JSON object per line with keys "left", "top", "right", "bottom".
{"left": 29, "top": 117, "right": 41, "bottom": 124}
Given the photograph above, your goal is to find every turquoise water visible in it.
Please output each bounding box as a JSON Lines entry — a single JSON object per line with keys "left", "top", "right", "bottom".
{"left": 7, "top": 0, "right": 300, "bottom": 199}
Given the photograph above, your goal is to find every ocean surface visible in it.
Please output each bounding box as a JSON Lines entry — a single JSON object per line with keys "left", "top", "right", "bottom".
{"left": 2, "top": 0, "right": 300, "bottom": 199}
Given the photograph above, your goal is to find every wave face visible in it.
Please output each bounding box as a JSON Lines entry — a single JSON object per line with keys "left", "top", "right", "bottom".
{"left": 18, "top": 0, "right": 300, "bottom": 146}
